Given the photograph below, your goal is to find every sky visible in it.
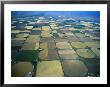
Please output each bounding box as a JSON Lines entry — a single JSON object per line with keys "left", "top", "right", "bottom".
{"left": 11, "top": 11, "right": 100, "bottom": 22}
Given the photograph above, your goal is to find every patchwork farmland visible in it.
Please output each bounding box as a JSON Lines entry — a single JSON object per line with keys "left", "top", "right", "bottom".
{"left": 11, "top": 12, "right": 100, "bottom": 77}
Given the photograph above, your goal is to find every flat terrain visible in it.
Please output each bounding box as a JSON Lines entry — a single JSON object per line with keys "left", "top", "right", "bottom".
{"left": 11, "top": 15, "right": 100, "bottom": 77}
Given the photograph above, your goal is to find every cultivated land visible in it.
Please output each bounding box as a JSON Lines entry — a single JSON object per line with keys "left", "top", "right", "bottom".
{"left": 11, "top": 15, "right": 100, "bottom": 77}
